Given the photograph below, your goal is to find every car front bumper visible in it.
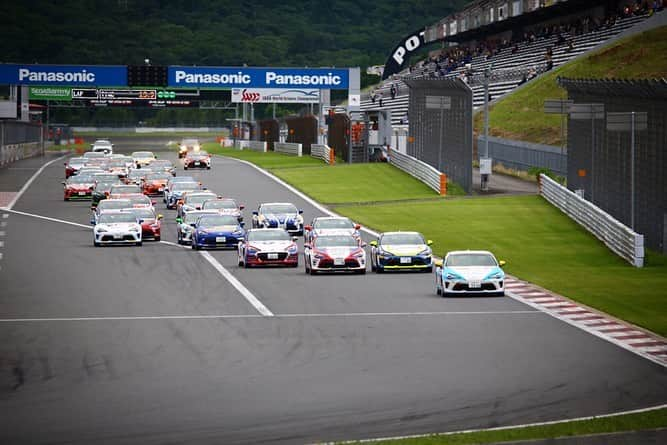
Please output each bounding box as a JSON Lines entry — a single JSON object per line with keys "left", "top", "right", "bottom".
{"left": 245, "top": 252, "right": 298, "bottom": 266}
{"left": 94, "top": 232, "right": 141, "bottom": 244}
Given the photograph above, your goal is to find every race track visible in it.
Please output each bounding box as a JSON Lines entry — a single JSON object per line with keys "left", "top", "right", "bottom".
{"left": 1, "top": 138, "right": 665, "bottom": 445}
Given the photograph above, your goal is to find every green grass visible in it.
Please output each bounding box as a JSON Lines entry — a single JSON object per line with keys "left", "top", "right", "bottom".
{"left": 337, "top": 195, "right": 667, "bottom": 336}
{"left": 475, "top": 26, "right": 667, "bottom": 145}
{"left": 355, "top": 407, "right": 667, "bottom": 444}
{"left": 204, "top": 143, "right": 464, "bottom": 203}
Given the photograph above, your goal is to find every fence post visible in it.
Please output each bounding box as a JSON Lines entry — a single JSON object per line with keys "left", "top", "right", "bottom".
{"left": 329, "top": 148, "right": 335, "bottom": 165}
{"left": 439, "top": 173, "right": 447, "bottom": 196}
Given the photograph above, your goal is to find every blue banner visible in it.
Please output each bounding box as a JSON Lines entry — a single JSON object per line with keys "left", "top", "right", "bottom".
{"left": 0, "top": 64, "right": 127, "bottom": 86}
{"left": 169, "top": 67, "right": 349, "bottom": 89}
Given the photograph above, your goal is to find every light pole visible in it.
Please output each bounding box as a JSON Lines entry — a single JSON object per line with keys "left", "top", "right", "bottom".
{"left": 569, "top": 103, "right": 604, "bottom": 201}
{"left": 606, "top": 111, "right": 648, "bottom": 231}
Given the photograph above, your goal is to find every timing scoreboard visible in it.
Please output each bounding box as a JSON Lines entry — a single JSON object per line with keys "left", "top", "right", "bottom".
{"left": 71, "top": 88, "right": 198, "bottom": 107}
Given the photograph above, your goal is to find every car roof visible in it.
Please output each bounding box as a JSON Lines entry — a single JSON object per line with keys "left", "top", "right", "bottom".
{"left": 446, "top": 250, "right": 495, "bottom": 256}
{"left": 381, "top": 231, "right": 421, "bottom": 236}
{"left": 260, "top": 202, "right": 295, "bottom": 207}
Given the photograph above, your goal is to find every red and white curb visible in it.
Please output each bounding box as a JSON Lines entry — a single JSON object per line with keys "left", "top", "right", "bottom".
{"left": 505, "top": 276, "right": 667, "bottom": 367}
{"left": 0, "top": 191, "right": 18, "bottom": 209}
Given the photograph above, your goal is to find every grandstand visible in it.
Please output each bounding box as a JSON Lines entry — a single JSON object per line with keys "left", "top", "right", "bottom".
{"left": 361, "top": 1, "right": 654, "bottom": 128}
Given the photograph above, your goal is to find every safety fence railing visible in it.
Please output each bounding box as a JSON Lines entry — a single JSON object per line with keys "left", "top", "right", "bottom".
{"left": 388, "top": 148, "right": 447, "bottom": 195}
{"left": 539, "top": 174, "right": 644, "bottom": 267}
{"left": 311, "top": 144, "right": 335, "bottom": 165}
{"left": 1, "top": 121, "right": 43, "bottom": 167}
{"left": 233, "top": 140, "right": 267, "bottom": 152}
{"left": 274, "top": 142, "right": 302, "bottom": 157}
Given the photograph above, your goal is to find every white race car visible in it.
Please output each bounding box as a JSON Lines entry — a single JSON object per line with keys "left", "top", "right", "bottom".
{"left": 238, "top": 228, "right": 299, "bottom": 267}
{"left": 93, "top": 212, "right": 142, "bottom": 247}
{"left": 304, "top": 234, "right": 366, "bottom": 274}
{"left": 435, "top": 250, "right": 506, "bottom": 297}
{"left": 303, "top": 216, "right": 361, "bottom": 244}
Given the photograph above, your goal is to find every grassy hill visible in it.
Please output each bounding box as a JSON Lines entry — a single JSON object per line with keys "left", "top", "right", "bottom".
{"left": 473, "top": 25, "right": 667, "bottom": 146}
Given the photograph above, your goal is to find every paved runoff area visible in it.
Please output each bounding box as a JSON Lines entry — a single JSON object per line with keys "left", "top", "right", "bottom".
{"left": 0, "top": 138, "right": 665, "bottom": 445}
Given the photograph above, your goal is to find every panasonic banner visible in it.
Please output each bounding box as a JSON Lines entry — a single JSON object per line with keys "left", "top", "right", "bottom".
{"left": 0, "top": 64, "right": 127, "bottom": 86}
{"left": 169, "top": 67, "right": 349, "bottom": 89}
{"left": 231, "top": 88, "right": 320, "bottom": 103}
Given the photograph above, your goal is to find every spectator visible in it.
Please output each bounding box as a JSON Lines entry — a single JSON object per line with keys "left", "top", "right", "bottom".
{"left": 378, "top": 92, "right": 383, "bottom": 108}
{"left": 390, "top": 83, "right": 397, "bottom": 100}
{"left": 370, "top": 89, "right": 376, "bottom": 104}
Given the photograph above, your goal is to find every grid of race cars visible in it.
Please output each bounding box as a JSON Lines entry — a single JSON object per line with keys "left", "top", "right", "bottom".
{"left": 63, "top": 140, "right": 506, "bottom": 297}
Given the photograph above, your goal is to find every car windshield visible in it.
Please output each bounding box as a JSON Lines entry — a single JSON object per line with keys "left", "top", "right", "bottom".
{"left": 146, "top": 173, "right": 170, "bottom": 181}
{"left": 314, "top": 235, "right": 358, "bottom": 248}
{"left": 181, "top": 139, "right": 199, "bottom": 146}
{"left": 314, "top": 218, "right": 354, "bottom": 229}
{"left": 152, "top": 160, "right": 171, "bottom": 166}
{"left": 83, "top": 152, "right": 105, "bottom": 158}
{"left": 95, "top": 182, "right": 115, "bottom": 192}
{"left": 184, "top": 212, "right": 215, "bottom": 224}
{"left": 68, "top": 158, "right": 85, "bottom": 166}
{"left": 381, "top": 233, "right": 424, "bottom": 245}
{"left": 98, "top": 200, "right": 131, "bottom": 210}
{"left": 173, "top": 182, "right": 200, "bottom": 191}
{"left": 108, "top": 160, "right": 126, "bottom": 167}
{"left": 111, "top": 185, "right": 141, "bottom": 194}
{"left": 67, "top": 176, "right": 94, "bottom": 184}
{"left": 94, "top": 174, "right": 118, "bottom": 182}
{"left": 248, "top": 230, "right": 290, "bottom": 241}
{"left": 99, "top": 213, "right": 137, "bottom": 224}
{"left": 203, "top": 200, "right": 236, "bottom": 209}
{"left": 190, "top": 152, "right": 208, "bottom": 159}
{"left": 446, "top": 254, "right": 497, "bottom": 267}
{"left": 124, "top": 208, "right": 155, "bottom": 219}
{"left": 132, "top": 152, "right": 154, "bottom": 158}
{"left": 129, "top": 195, "right": 150, "bottom": 205}
{"left": 187, "top": 194, "right": 216, "bottom": 205}
{"left": 261, "top": 204, "right": 297, "bottom": 214}
{"left": 198, "top": 215, "right": 238, "bottom": 227}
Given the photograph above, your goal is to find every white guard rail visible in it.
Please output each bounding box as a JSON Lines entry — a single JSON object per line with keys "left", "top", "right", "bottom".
{"left": 274, "top": 142, "right": 302, "bottom": 157}
{"left": 1, "top": 142, "right": 43, "bottom": 167}
{"left": 311, "top": 144, "right": 334, "bottom": 164}
{"left": 233, "top": 140, "right": 267, "bottom": 152}
{"left": 388, "top": 148, "right": 447, "bottom": 195}
{"left": 539, "top": 174, "right": 644, "bottom": 267}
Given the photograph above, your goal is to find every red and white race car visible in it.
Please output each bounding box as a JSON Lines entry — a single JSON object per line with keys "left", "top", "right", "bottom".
{"left": 183, "top": 151, "right": 211, "bottom": 170}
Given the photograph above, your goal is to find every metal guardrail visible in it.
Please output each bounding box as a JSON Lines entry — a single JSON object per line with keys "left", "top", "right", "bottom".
{"left": 233, "top": 140, "right": 267, "bottom": 152}
{"left": 388, "top": 148, "right": 447, "bottom": 195}
{"left": 274, "top": 142, "right": 302, "bottom": 157}
{"left": 0, "top": 142, "right": 43, "bottom": 167}
{"left": 311, "top": 144, "right": 334, "bottom": 164}
{"left": 539, "top": 174, "right": 644, "bottom": 267}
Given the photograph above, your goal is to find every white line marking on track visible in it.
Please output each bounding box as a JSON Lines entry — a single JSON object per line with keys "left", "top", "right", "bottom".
{"left": 3, "top": 153, "right": 69, "bottom": 210}
{"left": 3, "top": 209, "right": 90, "bottom": 229}
{"left": 0, "top": 310, "right": 540, "bottom": 323}
{"left": 332, "top": 403, "right": 667, "bottom": 444}
{"left": 199, "top": 251, "right": 274, "bottom": 317}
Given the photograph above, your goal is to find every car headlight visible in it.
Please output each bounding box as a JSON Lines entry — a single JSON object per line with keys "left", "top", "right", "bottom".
{"left": 417, "top": 248, "right": 431, "bottom": 256}
{"left": 486, "top": 272, "right": 504, "bottom": 280}
{"left": 96, "top": 227, "right": 108, "bottom": 233}
{"left": 378, "top": 248, "right": 393, "bottom": 257}
{"left": 445, "top": 272, "right": 463, "bottom": 280}
{"left": 286, "top": 244, "right": 298, "bottom": 253}
{"left": 232, "top": 230, "right": 244, "bottom": 236}
{"left": 129, "top": 227, "right": 140, "bottom": 232}
{"left": 199, "top": 230, "right": 208, "bottom": 235}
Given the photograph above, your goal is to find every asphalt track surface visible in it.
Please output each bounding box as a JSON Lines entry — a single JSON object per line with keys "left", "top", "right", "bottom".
{"left": 0, "top": 138, "right": 665, "bottom": 445}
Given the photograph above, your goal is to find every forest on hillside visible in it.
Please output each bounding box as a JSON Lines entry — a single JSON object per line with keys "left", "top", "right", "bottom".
{"left": 2, "top": 0, "right": 465, "bottom": 125}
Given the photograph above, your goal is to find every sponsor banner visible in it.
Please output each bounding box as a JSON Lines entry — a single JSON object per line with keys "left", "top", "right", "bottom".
{"left": 0, "top": 64, "right": 127, "bottom": 86}
{"left": 169, "top": 67, "right": 348, "bottom": 89}
{"left": 382, "top": 29, "right": 426, "bottom": 80}
{"left": 29, "top": 86, "right": 72, "bottom": 100}
{"left": 231, "top": 88, "right": 319, "bottom": 103}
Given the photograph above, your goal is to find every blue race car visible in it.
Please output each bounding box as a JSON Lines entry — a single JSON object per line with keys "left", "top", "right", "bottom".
{"left": 435, "top": 250, "right": 506, "bottom": 297}
{"left": 165, "top": 181, "right": 202, "bottom": 209}
{"left": 191, "top": 214, "right": 246, "bottom": 250}
{"left": 251, "top": 202, "right": 304, "bottom": 236}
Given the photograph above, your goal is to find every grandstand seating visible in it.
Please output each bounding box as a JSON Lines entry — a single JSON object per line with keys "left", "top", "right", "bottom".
{"left": 361, "top": 13, "right": 648, "bottom": 127}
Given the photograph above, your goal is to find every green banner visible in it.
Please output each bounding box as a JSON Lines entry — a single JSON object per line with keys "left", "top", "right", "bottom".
{"left": 29, "top": 86, "right": 71, "bottom": 101}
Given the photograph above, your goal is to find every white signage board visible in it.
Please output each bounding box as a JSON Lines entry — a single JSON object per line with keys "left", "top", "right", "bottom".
{"left": 231, "top": 88, "right": 319, "bottom": 103}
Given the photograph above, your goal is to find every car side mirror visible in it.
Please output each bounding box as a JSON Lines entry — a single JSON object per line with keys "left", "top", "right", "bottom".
{"left": 292, "top": 237, "right": 299, "bottom": 242}
{"left": 151, "top": 200, "right": 157, "bottom": 205}
{"left": 138, "top": 219, "right": 144, "bottom": 224}
{"left": 64, "top": 162, "right": 68, "bottom": 166}
{"left": 176, "top": 217, "right": 183, "bottom": 224}
{"left": 240, "top": 222, "right": 245, "bottom": 228}
{"left": 202, "top": 187, "right": 207, "bottom": 190}
{"left": 369, "top": 240, "right": 378, "bottom": 247}
{"left": 427, "top": 240, "right": 433, "bottom": 246}
{"left": 61, "top": 181, "right": 66, "bottom": 185}
{"left": 304, "top": 243, "right": 311, "bottom": 249}
{"left": 190, "top": 223, "right": 197, "bottom": 228}
{"left": 298, "top": 210, "right": 304, "bottom": 214}
{"left": 499, "top": 260, "right": 506, "bottom": 267}
{"left": 355, "top": 224, "right": 361, "bottom": 230}
{"left": 239, "top": 204, "right": 245, "bottom": 210}
{"left": 157, "top": 214, "right": 163, "bottom": 220}
{"left": 435, "top": 260, "right": 443, "bottom": 268}
{"left": 252, "top": 211, "right": 258, "bottom": 215}
{"left": 90, "top": 219, "right": 95, "bottom": 225}
{"left": 304, "top": 225, "right": 312, "bottom": 231}
{"left": 89, "top": 186, "right": 94, "bottom": 191}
